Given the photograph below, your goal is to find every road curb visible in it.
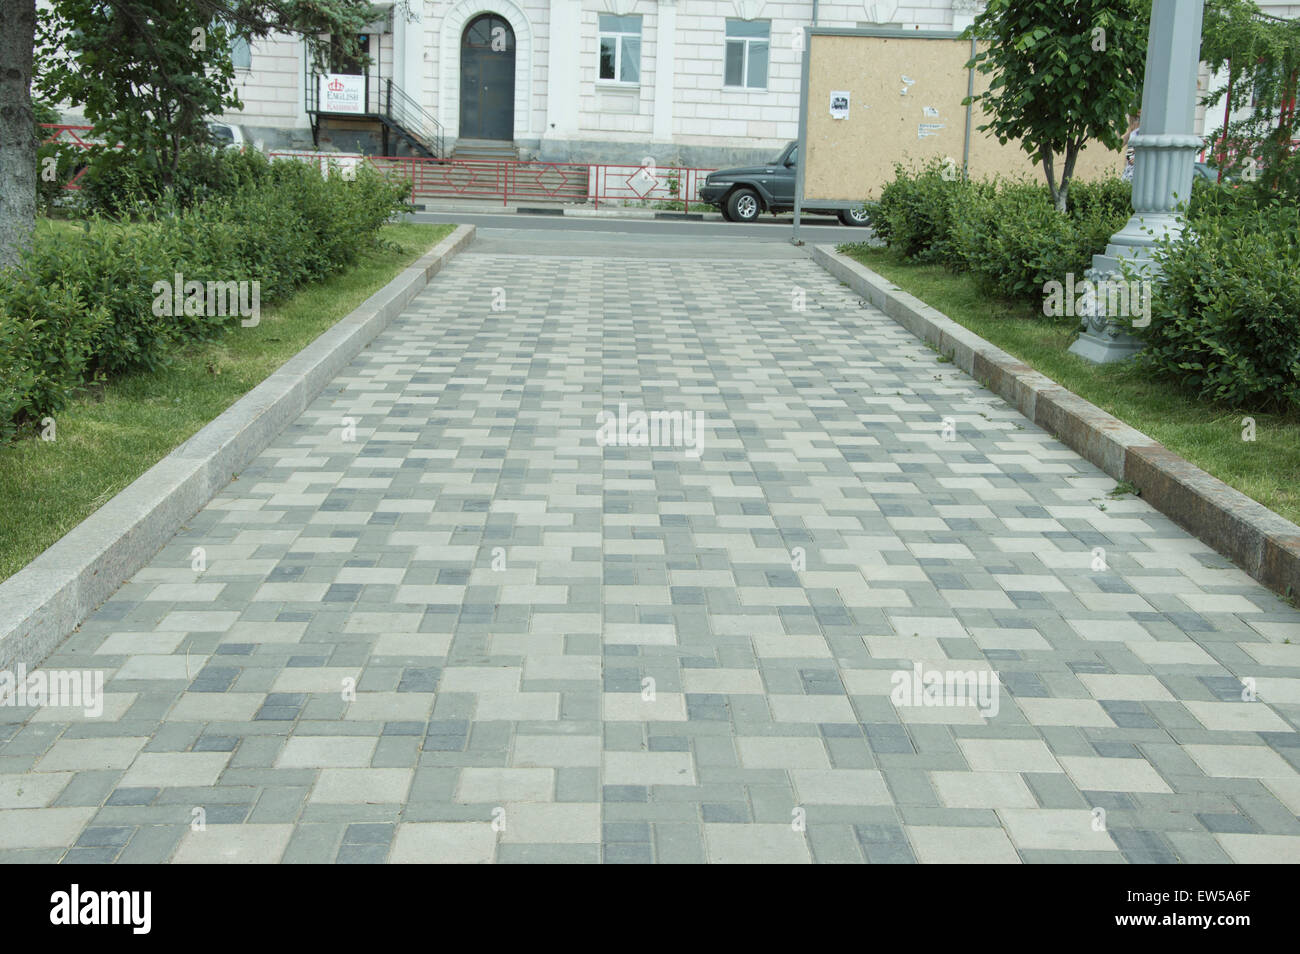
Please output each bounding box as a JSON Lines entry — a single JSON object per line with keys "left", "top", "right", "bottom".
{"left": 811, "top": 243, "right": 1300, "bottom": 599}
{"left": 0, "top": 224, "right": 477, "bottom": 673}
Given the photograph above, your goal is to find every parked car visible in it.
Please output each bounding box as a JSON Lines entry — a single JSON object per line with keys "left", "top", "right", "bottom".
{"left": 1193, "top": 161, "right": 1235, "bottom": 185}
{"left": 206, "top": 120, "right": 263, "bottom": 153}
{"left": 699, "top": 142, "right": 870, "bottom": 226}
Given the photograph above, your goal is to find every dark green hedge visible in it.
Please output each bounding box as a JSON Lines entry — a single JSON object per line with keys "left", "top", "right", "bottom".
{"left": 0, "top": 152, "right": 410, "bottom": 441}
{"left": 1136, "top": 200, "right": 1300, "bottom": 412}
{"left": 864, "top": 160, "right": 1300, "bottom": 413}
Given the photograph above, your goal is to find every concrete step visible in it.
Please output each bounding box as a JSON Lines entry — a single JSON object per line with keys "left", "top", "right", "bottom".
{"left": 372, "top": 157, "right": 590, "bottom": 200}
{"left": 452, "top": 139, "right": 519, "bottom": 160}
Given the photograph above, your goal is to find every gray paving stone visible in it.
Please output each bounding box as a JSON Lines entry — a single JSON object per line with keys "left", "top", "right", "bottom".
{"left": 3, "top": 244, "right": 1298, "bottom": 864}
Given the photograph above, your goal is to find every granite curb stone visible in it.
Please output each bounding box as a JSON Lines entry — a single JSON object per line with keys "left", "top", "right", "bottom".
{"left": 810, "top": 243, "right": 1300, "bottom": 599}
{"left": 0, "top": 224, "right": 477, "bottom": 673}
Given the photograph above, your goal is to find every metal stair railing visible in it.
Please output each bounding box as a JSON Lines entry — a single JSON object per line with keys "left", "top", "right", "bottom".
{"left": 384, "top": 79, "right": 444, "bottom": 159}
{"left": 305, "top": 70, "right": 444, "bottom": 159}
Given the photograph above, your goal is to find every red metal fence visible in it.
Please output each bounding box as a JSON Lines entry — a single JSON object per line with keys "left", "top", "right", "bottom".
{"left": 269, "top": 151, "right": 716, "bottom": 211}
{"left": 1198, "top": 135, "right": 1300, "bottom": 165}
{"left": 39, "top": 124, "right": 106, "bottom": 190}
{"left": 40, "top": 128, "right": 717, "bottom": 210}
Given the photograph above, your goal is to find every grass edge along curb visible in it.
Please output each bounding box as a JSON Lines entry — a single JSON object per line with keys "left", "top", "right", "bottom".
{"left": 810, "top": 243, "right": 1300, "bottom": 601}
{"left": 0, "top": 224, "right": 476, "bottom": 673}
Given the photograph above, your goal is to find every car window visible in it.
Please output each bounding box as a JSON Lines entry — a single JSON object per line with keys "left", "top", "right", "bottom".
{"left": 787, "top": 146, "right": 797, "bottom": 167}
{"left": 208, "top": 125, "right": 234, "bottom": 143}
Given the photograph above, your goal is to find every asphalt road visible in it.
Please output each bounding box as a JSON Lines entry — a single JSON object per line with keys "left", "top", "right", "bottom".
{"left": 407, "top": 209, "right": 875, "bottom": 247}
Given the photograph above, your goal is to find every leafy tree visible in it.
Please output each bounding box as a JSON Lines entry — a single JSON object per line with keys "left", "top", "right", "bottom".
{"left": 1199, "top": 0, "right": 1300, "bottom": 196}
{"left": 963, "top": 0, "right": 1149, "bottom": 212}
{"left": 0, "top": 0, "right": 381, "bottom": 267}
{"left": 37, "top": 1, "right": 245, "bottom": 196}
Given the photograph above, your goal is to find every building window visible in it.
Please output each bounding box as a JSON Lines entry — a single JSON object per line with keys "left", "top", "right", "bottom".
{"left": 724, "top": 19, "right": 769, "bottom": 90}
{"left": 599, "top": 14, "right": 642, "bottom": 84}
{"left": 329, "top": 33, "right": 369, "bottom": 74}
{"left": 231, "top": 36, "right": 252, "bottom": 70}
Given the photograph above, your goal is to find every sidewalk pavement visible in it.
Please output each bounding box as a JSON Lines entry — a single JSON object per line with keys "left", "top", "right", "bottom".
{"left": 2, "top": 235, "right": 1298, "bottom": 863}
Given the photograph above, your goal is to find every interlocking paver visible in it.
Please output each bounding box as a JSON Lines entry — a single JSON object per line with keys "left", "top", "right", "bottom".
{"left": 4, "top": 242, "right": 1300, "bottom": 862}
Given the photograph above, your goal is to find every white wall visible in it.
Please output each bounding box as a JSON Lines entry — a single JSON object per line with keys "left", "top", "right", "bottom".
{"left": 222, "top": 0, "right": 1300, "bottom": 161}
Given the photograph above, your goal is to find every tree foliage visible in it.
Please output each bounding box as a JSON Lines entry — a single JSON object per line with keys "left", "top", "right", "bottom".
{"left": 963, "top": 0, "right": 1149, "bottom": 212}
{"left": 1200, "top": 0, "right": 1300, "bottom": 195}
{"left": 34, "top": 0, "right": 381, "bottom": 191}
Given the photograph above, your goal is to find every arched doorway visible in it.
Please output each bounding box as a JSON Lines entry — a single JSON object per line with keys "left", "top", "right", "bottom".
{"left": 460, "top": 14, "right": 516, "bottom": 141}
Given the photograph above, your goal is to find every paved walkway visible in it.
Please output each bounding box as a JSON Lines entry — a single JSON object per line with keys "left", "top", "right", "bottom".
{"left": 4, "top": 236, "right": 1300, "bottom": 863}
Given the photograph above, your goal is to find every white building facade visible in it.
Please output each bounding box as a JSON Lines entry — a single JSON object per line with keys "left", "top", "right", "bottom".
{"left": 222, "top": 0, "right": 981, "bottom": 165}
{"left": 219, "top": 0, "right": 1296, "bottom": 167}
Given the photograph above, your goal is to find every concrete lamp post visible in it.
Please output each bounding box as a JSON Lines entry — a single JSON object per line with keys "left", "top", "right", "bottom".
{"left": 1069, "top": 0, "right": 1205, "bottom": 364}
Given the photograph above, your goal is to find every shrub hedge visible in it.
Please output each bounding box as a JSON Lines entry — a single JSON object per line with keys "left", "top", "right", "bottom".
{"left": 867, "top": 160, "right": 1299, "bottom": 413}
{"left": 1136, "top": 201, "right": 1300, "bottom": 412}
{"left": 0, "top": 155, "right": 410, "bottom": 437}
{"left": 948, "top": 183, "right": 1129, "bottom": 304}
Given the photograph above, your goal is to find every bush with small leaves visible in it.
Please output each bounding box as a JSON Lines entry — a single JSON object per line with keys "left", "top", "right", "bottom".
{"left": 0, "top": 156, "right": 411, "bottom": 440}
{"left": 1135, "top": 202, "right": 1300, "bottom": 412}
{"left": 0, "top": 270, "right": 109, "bottom": 431}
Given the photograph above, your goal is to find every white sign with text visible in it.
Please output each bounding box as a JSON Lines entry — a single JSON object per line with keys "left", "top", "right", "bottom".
{"left": 320, "top": 73, "right": 365, "bottom": 114}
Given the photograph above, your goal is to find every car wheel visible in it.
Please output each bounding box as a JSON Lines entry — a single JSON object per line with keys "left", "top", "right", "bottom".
{"left": 727, "top": 188, "right": 761, "bottom": 223}
{"left": 838, "top": 207, "right": 870, "bottom": 227}
{"left": 719, "top": 203, "right": 734, "bottom": 222}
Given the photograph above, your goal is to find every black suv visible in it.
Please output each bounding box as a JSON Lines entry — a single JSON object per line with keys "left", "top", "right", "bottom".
{"left": 698, "top": 141, "right": 870, "bottom": 226}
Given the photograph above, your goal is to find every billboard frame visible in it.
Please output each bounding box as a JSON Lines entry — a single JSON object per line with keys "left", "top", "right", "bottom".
{"left": 792, "top": 27, "right": 973, "bottom": 243}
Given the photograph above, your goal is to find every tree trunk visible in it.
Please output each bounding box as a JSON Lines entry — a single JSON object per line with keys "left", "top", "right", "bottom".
{"left": 1041, "top": 149, "right": 1061, "bottom": 211}
{"left": 0, "top": 0, "right": 37, "bottom": 269}
{"left": 1057, "top": 141, "right": 1081, "bottom": 214}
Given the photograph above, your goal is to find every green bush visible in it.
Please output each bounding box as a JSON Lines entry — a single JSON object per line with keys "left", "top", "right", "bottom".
{"left": 0, "top": 269, "right": 109, "bottom": 429}
{"left": 77, "top": 145, "right": 278, "bottom": 216}
{"left": 172, "top": 147, "right": 272, "bottom": 208}
{"left": 873, "top": 164, "right": 1130, "bottom": 305}
{"left": 0, "top": 157, "right": 410, "bottom": 439}
{"left": 21, "top": 225, "right": 176, "bottom": 376}
{"left": 1066, "top": 178, "right": 1133, "bottom": 222}
{"left": 947, "top": 180, "right": 1128, "bottom": 308}
{"left": 75, "top": 145, "right": 164, "bottom": 218}
{"left": 0, "top": 316, "right": 36, "bottom": 444}
{"left": 1135, "top": 203, "right": 1300, "bottom": 412}
{"left": 870, "top": 160, "right": 992, "bottom": 265}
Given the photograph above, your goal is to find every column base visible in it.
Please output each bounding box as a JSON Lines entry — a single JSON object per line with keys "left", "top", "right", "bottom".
{"left": 1066, "top": 252, "right": 1151, "bottom": 365}
{"left": 1067, "top": 330, "right": 1145, "bottom": 364}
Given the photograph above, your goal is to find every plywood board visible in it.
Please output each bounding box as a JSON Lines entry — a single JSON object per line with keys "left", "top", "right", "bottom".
{"left": 803, "top": 32, "right": 1124, "bottom": 202}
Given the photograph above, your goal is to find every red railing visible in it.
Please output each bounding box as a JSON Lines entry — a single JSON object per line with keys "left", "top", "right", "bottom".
{"left": 37, "top": 130, "right": 718, "bottom": 211}
{"left": 38, "top": 124, "right": 111, "bottom": 190}
{"left": 269, "top": 151, "right": 716, "bottom": 211}
{"left": 1199, "top": 134, "right": 1300, "bottom": 165}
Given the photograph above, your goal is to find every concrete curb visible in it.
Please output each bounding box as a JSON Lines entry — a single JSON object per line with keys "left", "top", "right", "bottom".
{"left": 0, "top": 224, "right": 477, "bottom": 673}
{"left": 811, "top": 243, "right": 1300, "bottom": 599}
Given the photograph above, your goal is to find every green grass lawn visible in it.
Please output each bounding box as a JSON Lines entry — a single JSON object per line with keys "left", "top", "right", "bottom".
{"left": 0, "top": 221, "right": 454, "bottom": 583}
{"left": 840, "top": 244, "right": 1300, "bottom": 526}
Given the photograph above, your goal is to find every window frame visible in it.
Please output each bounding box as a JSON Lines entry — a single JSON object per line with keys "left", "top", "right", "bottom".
{"left": 723, "top": 19, "right": 770, "bottom": 91}
{"left": 598, "top": 14, "right": 643, "bottom": 86}
{"left": 230, "top": 35, "right": 252, "bottom": 71}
